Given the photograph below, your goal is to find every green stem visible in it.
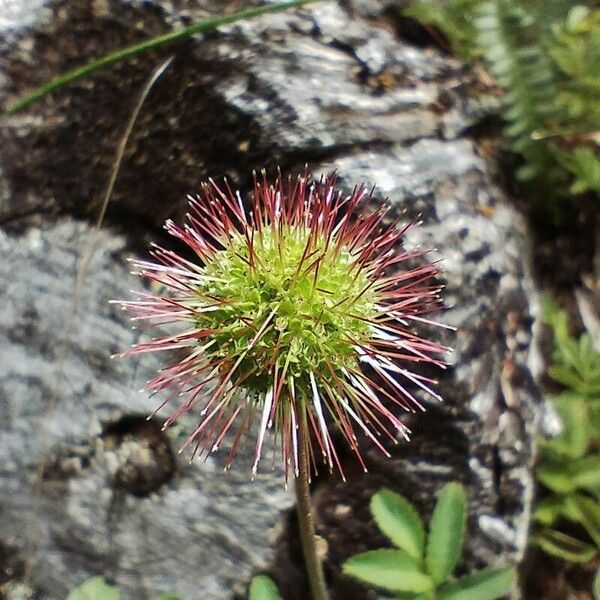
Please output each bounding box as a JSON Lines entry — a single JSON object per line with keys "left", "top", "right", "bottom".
{"left": 296, "top": 408, "right": 329, "bottom": 600}
{"left": 6, "top": 0, "right": 324, "bottom": 114}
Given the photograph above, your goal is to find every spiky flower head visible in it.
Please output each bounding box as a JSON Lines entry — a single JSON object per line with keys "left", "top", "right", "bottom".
{"left": 117, "top": 171, "right": 450, "bottom": 481}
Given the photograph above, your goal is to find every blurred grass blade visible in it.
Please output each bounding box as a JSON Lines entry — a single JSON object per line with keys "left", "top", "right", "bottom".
{"left": 532, "top": 529, "right": 598, "bottom": 562}
{"left": 568, "top": 494, "right": 600, "bottom": 548}
{"left": 6, "top": 0, "right": 323, "bottom": 114}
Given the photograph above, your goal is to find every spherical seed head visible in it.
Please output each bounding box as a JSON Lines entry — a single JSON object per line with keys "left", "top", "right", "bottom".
{"left": 202, "top": 221, "right": 373, "bottom": 395}
{"left": 118, "top": 171, "right": 451, "bottom": 481}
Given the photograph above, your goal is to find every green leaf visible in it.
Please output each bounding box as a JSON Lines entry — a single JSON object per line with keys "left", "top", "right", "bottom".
{"left": 545, "top": 394, "right": 590, "bottom": 459}
{"left": 532, "top": 529, "right": 598, "bottom": 562}
{"left": 157, "top": 595, "right": 183, "bottom": 600}
{"left": 567, "top": 494, "right": 600, "bottom": 548}
{"left": 542, "top": 297, "right": 600, "bottom": 399}
{"left": 533, "top": 496, "right": 566, "bottom": 526}
{"left": 249, "top": 576, "right": 283, "bottom": 600}
{"left": 594, "top": 567, "right": 600, "bottom": 600}
{"left": 543, "top": 297, "right": 569, "bottom": 341}
{"left": 426, "top": 483, "right": 467, "bottom": 585}
{"left": 67, "top": 577, "right": 121, "bottom": 600}
{"left": 343, "top": 549, "right": 434, "bottom": 593}
{"left": 6, "top": 0, "right": 324, "bottom": 114}
{"left": 561, "top": 493, "right": 587, "bottom": 523}
{"left": 370, "top": 489, "right": 426, "bottom": 560}
{"left": 547, "top": 366, "right": 586, "bottom": 393}
{"left": 537, "top": 459, "right": 576, "bottom": 494}
{"left": 438, "top": 567, "right": 516, "bottom": 600}
{"left": 397, "top": 593, "right": 435, "bottom": 600}
{"left": 571, "top": 455, "right": 600, "bottom": 492}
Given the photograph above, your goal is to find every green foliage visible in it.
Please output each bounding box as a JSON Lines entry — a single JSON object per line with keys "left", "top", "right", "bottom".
{"left": 555, "top": 147, "right": 600, "bottom": 194}
{"left": 474, "top": 1, "right": 559, "bottom": 187}
{"left": 344, "top": 549, "right": 435, "bottom": 593}
{"left": 437, "top": 568, "right": 517, "bottom": 600}
{"left": 249, "top": 575, "right": 284, "bottom": 600}
{"left": 532, "top": 298, "right": 600, "bottom": 562}
{"left": 403, "top": 1, "right": 600, "bottom": 211}
{"left": 531, "top": 528, "right": 597, "bottom": 563}
{"left": 370, "top": 489, "right": 426, "bottom": 560}
{"left": 343, "top": 484, "right": 516, "bottom": 599}
{"left": 5, "top": 0, "right": 324, "bottom": 114}
{"left": 403, "top": 0, "right": 481, "bottom": 60}
{"left": 425, "top": 483, "right": 467, "bottom": 585}
{"left": 66, "top": 577, "right": 182, "bottom": 600}
{"left": 549, "top": 6, "right": 600, "bottom": 131}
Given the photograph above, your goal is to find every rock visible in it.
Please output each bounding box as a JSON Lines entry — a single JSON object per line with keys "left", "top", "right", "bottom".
{"left": 286, "top": 144, "right": 544, "bottom": 599}
{"left": 0, "top": 221, "right": 293, "bottom": 600}
{"left": 0, "top": 1, "right": 543, "bottom": 599}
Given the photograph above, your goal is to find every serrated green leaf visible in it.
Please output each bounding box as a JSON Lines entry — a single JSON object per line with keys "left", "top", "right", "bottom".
{"left": 438, "top": 567, "right": 516, "bottom": 600}
{"left": 532, "top": 529, "right": 598, "bottom": 562}
{"left": 343, "top": 549, "right": 434, "bottom": 593}
{"left": 370, "top": 490, "right": 426, "bottom": 560}
{"left": 425, "top": 483, "right": 467, "bottom": 585}
{"left": 67, "top": 577, "right": 121, "bottom": 600}
{"left": 248, "top": 576, "right": 283, "bottom": 600}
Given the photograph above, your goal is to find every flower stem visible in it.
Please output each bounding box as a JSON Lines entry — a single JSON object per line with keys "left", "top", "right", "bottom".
{"left": 296, "top": 408, "right": 329, "bottom": 600}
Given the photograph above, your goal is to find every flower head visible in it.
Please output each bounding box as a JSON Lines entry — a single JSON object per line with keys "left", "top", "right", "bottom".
{"left": 117, "top": 171, "right": 450, "bottom": 481}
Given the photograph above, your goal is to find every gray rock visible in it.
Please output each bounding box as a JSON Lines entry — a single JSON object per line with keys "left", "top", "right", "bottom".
{"left": 0, "top": 222, "right": 294, "bottom": 600}
{"left": 0, "top": 0, "right": 543, "bottom": 599}
{"left": 268, "top": 141, "right": 542, "bottom": 600}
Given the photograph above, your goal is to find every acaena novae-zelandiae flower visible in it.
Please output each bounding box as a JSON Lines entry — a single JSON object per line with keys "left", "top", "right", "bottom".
{"left": 115, "top": 171, "right": 451, "bottom": 482}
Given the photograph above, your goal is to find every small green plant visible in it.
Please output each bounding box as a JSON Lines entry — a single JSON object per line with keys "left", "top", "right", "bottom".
{"left": 531, "top": 298, "right": 600, "bottom": 563}
{"left": 549, "top": 6, "right": 600, "bottom": 136}
{"left": 66, "top": 576, "right": 181, "bottom": 600}
{"left": 402, "top": 1, "right": 600, "bottom": 212}
{"left": 343, "top": 483, "right": 516, "bottom": 599}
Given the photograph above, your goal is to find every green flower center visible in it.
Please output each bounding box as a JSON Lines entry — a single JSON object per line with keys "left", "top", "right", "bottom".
{"left": 200, "top": 225, "right": 378, "bottom": 395}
